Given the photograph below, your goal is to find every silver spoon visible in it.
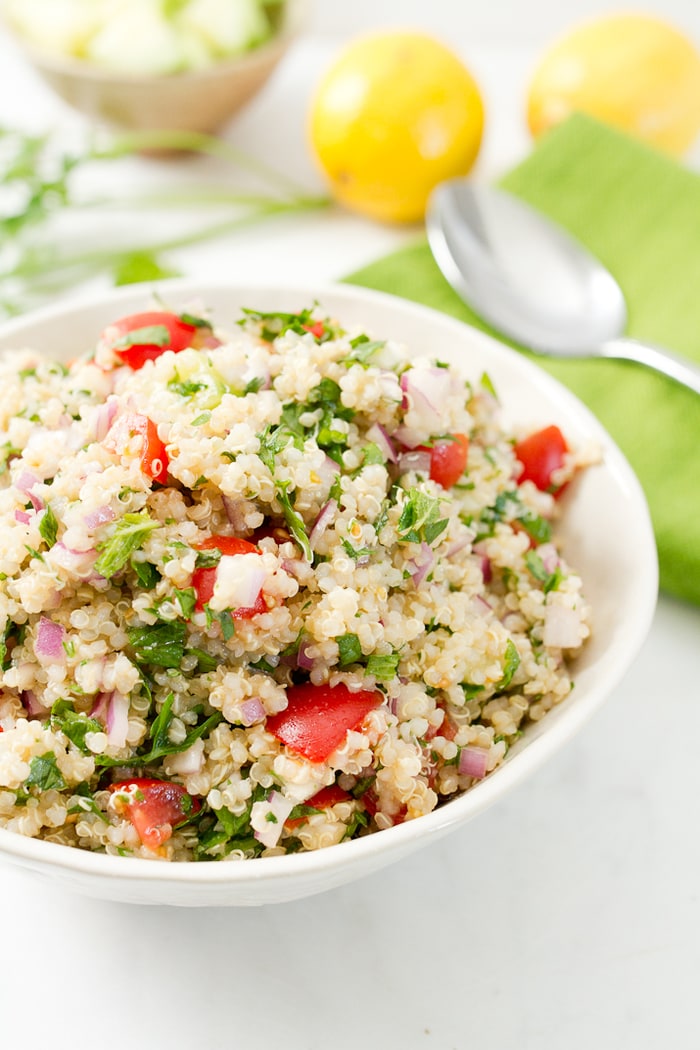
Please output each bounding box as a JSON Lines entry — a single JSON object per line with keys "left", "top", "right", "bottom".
{"left": 426, "top": 180, "right": 700, "bottom": 396}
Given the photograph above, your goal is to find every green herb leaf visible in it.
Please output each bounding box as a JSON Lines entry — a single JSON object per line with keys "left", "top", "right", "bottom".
{"left": 174, "top": 587, "right": 197, "bottom": 619}
{"left": 496, "top": 640, "right": 520, "bottom": 690}
{"left": 187, "top": 647, "right": 218, "bottom": 673}
{"left": 127, "top": 621, "right": 186, "bottom": 669}
{"left": 25, "top": 752, "right": 66, "bottom": 792}
{"left": 112, "top": 324, "right": 170, "bottom": 351}
{"left": 341, "top": 334, "right": 385, "bottom": 367}
{"left": 94, "top": 512, "right": 160, "bottom": 579}
{"left": 50, "top": 699, "right": 103, "bottom": 754}
{"left": 95, "top": 692, "right": 222, "bottom": 769}
{"left": 38, "top": 504, "right": 58, "bottom": 547}
{"left": 131, "top": 558, "right": 161, "bottom": 589}
{"left": 276, "top": 484, "right": 312, "bottom": 562}
{"left": 191, "top": 411, "right": 211, "bottom": 427}
{"left": 194, "top": 548, "right": 221, "bottom": 569}
{"left": 397, "top": 489, "right": 448, "bottom": 547}
{"left": 336, "top": 633, "right": 362, "bottom": 667}
{"left": 365, "top": 651, "right": 401, "bottom": 682}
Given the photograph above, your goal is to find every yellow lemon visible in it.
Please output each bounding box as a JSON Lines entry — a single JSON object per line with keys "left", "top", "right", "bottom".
{"left": 308, "top": 31, "right": 484, "bottom": 224}
{"left": 527, "top": 13, "right": 700, "bottom": 155}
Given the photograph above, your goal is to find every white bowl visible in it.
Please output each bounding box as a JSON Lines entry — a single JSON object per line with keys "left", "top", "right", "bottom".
{"left": 2, "top": 0, "right": 310, "bottom": 134}
{"left": 0, "top": 280, "right": 658, "bottom": 906}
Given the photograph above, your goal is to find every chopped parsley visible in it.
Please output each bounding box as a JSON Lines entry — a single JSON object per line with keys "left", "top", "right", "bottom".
{"left": 95, "top": 692, "right": 222, "bottom": 769}
{"left": 397, "top": 489, "right": 448, "bottom": 546}
{"left": 131, "top": 558, "right": 161, "bottom": 589}
{"left": 50, "top": 699, "right": 102, "bottom": 754}
{"left": 38, "top": 504, "right": 58, "bottom": 547}
{"left": 94, "top": 512, "right": 160, "bottom": 579}
{"left": 127, "top": 621, "right": 186, "bottom": 669}
{"left": 24, "top": 752, "right": 66, "bottom": 792}
{"left": 174, "top": 587, "right": 197, "bottom": 619}
{"left": 524, "top": 551, "right": 563, "bottom": 593}
{"left": 365, "top": 651, "right": 401, "bottom": 681}
{"left": 113, "top": 324, "right": 170, "bottom": 351}
{"left": 496, "top": 640, "right": 520, "bottom": 690}
{"left": 336, "top": 633, "right": 362, "bottom": 667}
{"left": 341, "top": 334, "right": 385, "bottom": 367}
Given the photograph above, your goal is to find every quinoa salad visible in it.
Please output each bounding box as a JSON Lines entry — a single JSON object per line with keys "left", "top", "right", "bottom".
{"left": 0, "top": 301, "right": 593, "bottom": 861}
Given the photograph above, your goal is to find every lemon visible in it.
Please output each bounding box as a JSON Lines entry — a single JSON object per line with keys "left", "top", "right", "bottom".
{"left": 527, "top": 13, "right": 700, "bottom": 155}
{"left": 308, "top": 32, "right": 484, "bottom": 224}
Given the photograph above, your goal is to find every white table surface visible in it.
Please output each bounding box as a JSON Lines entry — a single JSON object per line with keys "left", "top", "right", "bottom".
{"left": 1, "top": 15, "right": 700, "bottom": 1050}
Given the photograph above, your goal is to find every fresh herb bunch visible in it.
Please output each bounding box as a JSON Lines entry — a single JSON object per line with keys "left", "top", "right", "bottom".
{"left": 0, "top": 126, "right": 329, "bottom": 318}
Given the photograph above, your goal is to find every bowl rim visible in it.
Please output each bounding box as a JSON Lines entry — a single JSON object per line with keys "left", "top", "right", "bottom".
{"left": 0, "top": 278, "right": 658, "bottom": 888}
{"left": 1, "top": 0, "right": 310, "bottom": 86}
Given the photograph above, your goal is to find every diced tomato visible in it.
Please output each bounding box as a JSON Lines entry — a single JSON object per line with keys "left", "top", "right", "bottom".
{"left": 109, "top": 777, "right": 200, "bottom": 850}
{"left": 285, "top": 784, "right": 352, "bottom": 828}
{"left": 514, "top": 425, "right": 568, "bottom": 496}
{"left": 302, "top": 321, "right": 325, "bottom": 340}
{"left": 267, "top": 682, "right": 382, "bottom": 764}
{"left": 417, "top": 433, "right": 469, "bottom": 489}
{"left": 105, "top": 311, "right": 197, "bottom": 370}
{"left": 192, "top": 535, "right": 264, "bottom": 617}
{"left": 197, "top": 535, "right": 260, "bottom": 556}
{"left": 105, "top": 413, "right": 169, "bottom": 484}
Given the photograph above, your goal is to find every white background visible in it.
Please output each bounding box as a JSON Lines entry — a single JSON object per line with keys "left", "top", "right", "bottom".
{"left": 1, "top": 5, "right": 700, "bottom": 1049}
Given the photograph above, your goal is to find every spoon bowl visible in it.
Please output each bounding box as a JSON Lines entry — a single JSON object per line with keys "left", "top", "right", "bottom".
{"left": 427, "top": 180, "right": 700, "bottom": 395}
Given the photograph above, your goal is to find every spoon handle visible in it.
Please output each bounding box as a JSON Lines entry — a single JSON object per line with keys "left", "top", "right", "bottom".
{"left": 600, "top": 338, "right": 700, "bottom": 396}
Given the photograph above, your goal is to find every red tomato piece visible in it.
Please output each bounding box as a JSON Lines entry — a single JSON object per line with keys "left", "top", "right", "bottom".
{"left": 105, "top": 311, "right": 197, "bottom": 370}
{"left": 266, "top": 682, "right": 383, "bottom": 764}
{"left": 302, "top": 321, "right": 326, "bottom": 340}
{"left": 192, "top": 535, "right": 264, "bottom": 616}
{"left": 197, "top": 535, "right": 260, "bottom": 556}
{"left": 514, "top": 425, "right": 568, "bottom": 495}
{"left": 428, "top": 433, "right": 469, "bottom": 488}
{"left": 285, "top": 784, "right": 352, "bottom": 828}
{"left": 105, "top": 414, "right": 169, "bottom": 484}
{"left": 109, "top": 778, "right": 200, "bottom": 850}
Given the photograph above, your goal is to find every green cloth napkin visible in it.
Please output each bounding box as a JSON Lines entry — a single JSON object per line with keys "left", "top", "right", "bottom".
{"left": 346, "top": 113, "right": 700, "bottom": 606}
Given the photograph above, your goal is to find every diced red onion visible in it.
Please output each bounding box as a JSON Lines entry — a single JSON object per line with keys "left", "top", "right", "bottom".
{"left": 252, "top": 790, "right": 295, "bottom": 849}
{"left": 446, "top": 536, "right": 470, "bottom": 558}
{"left": 543, "top": 605, "right": 583, "bottom": 648}
{"left": 22, "top": 690, "right": 46, "bottom": 718}
{"left": 366, "top": 422, "right": 397, "bottom": 465}
{"left": 397, "top": 450, "right": 432, "bottom": 476}
{"left": 16, "top": 471, "right": 43, "bottom": 511}
{"left": 409, "top": 541, "right": 434, "bottom": 588}
{"left": 94, "top": 398, "right": 118, "bottom": 441}
{"left": 473, "top": 541, "right": 492, "bottom": 584}
{"left": 14, "top": 510, "right": 31, "bottom": 525}
{"left": 459, "top": 746, "right": 489, "bottom": 779}
{"left": 90, "top": 691, "right": 110, "bottom": 722}
{"left": 309, "top": 499, "right": 336, "bottom": 548}
{"left": 472, "top": 594, "right": 493, "bottom": 614}
{"left": 51, "top": 543, "right": 99, "bottom": 578}
{"left": 240, "top": 697, "right": 266, "bottom": 726}
{"left": 222, "top": 496, "right": 247, "bottom": 531}
{"left": 538, "top": 543, "right": 560, "bottom": 574}
{"left": 84, "top": 505, "right": 115, "bottom": 530}
{"left": 316, "top": 454, "right": 341, "bottom": 491}
{"left": 215, "top": 555, "right": 266, "bottom": 610}
{"left": 297, "top": 637, "right": 315, "bottom": 671}
{"left": 393, "top": 424, "right": 421, "bottom": 450}
{"left": 281, "top": 558, "right": 303, "bottom": 578}
{"left": 400, "top": 368, "right": 453, "bottom": 434}
{"left": 167, "top": 739, "right": 205, "bottom": 774}
{"left": 35, "top": 617, "right": 65, "bottom": 661}
{"left": 106, "top": 691, "right": 129, "bottom": 748}
{"left": 201, "top": 334, "right": 223, "bottom": 349}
